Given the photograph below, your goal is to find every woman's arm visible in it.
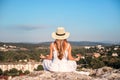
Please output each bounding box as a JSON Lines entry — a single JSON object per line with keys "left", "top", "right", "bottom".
{"left": 40, "top": 43, "right": 53, "bottom": 60}
{"left": 68, "top": 44, "right": 81, "bottom": 61}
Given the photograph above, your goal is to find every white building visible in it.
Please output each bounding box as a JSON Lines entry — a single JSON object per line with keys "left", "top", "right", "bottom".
{"left": 112, "top": 53, "right": 118, "bottom": 57}
{"left": 0, "top": 47, "right": 8, "bottom": 52}
{"left": 0, "top": 62, "right": 41, "bottom": 72}
{"left": 84, "top": 46, "right": 91, "bottom": 49}
{"left": 96, "top": 45, "right": 104, "bottom": 49}
{"left": 114, "top": 46, "right": 119, "bottom": 50}
{"left": 93, "top": 53, "right": 101, "bottom": 58}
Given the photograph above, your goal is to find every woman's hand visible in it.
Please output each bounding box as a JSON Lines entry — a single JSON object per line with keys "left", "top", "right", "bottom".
{"left": 40, "top": 54, "right": 46, "bottom": 59}
{"left": 76, "top": 54, "right": 81, "bottom": 57}
{"left": 75, "top": 54, "right": 81, "bottom": 61}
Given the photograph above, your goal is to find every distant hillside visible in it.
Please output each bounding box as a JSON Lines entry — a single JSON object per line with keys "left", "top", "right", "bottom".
{"left": 0, "top": 42, "right": 40, "bottom": 49}
{"left": 40, "top": 41, "right": 114, "bottom": 46}
{"left": 69, "top": 41, "right": 114, "bottom": 46}
{"left": 0, "top": 41, "right": 116, "bottom": 48}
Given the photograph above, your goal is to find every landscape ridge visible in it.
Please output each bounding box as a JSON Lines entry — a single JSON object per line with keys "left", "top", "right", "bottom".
{"left": 0, "top": 41, "right": 119, "bottom": 47}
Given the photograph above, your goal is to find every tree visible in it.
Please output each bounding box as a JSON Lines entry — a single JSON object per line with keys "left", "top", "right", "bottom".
{"left": 107, "top": 57, "right": 120, "bottom": 69}
{"left": 13, "top": 52, "right": 30, "bottom": 61}
{"left": 4, "top": 51, "right": 17, "bottom": 62}
{"left": 90, "top": 58, "right": 105, "bottom": 69}
{"left": 0, "top": 53, "right": 5, "bottom": 61}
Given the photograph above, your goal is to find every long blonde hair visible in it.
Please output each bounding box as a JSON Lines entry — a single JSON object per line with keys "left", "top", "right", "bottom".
{"left": 54, "top": 39, "right": 67, "bottom": 60}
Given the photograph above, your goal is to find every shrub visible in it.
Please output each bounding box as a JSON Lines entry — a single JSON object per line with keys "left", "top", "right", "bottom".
{"left": 24, "top": 70, "right": 30, "bottom": 75}
{"left": 0, "top": 68, "right": 3, "bottom": 75}
{"left": 3, "top": 70, "right": 9, "bottom": 76}
{"left": 35, "top": 65, "right": 44, "bottom": 71}
{"left": 8, "top": 68, "right": 19, "bottom": 76}
{"left": 18, "top": 70, "right": 23, "bottom": 75}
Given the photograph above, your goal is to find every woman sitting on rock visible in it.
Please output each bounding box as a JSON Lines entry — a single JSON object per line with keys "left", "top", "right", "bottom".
{"left": 40, "top": 27, "right": 81, "bottom": 72}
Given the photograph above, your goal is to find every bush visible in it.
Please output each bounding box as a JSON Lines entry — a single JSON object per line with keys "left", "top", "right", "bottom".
{"left": 24, "top": 70, "right": 30, "bottom": 75}
{"left": 18, "top": 70, "right": 23, "bottom": 75}
{"left": 0, "top": 68, "right": 3, "bottom": 75}
{"left": 7, "top": 68, "right": 19, "bottom": 76}
{"left": 35, "top": 65, "right": 44, "bottom": 71}
{"left": 3, "top": 70, "right": 9, "bottom": 76}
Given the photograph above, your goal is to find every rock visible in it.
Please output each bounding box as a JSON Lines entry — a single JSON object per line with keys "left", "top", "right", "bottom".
{"left": 92, "top": 67, "right": 120, "bottom": 80}
{"left": 95, "top": 66, "right": 113, "bottom": 76}
{"left": 11, "top": 71, "right": 92, "bottom": 80}
{"left": 81, "top": 68, "right": 96, "bottom": 76}
{"left": 10, "top": 67, "right": 120, "bottom": 80}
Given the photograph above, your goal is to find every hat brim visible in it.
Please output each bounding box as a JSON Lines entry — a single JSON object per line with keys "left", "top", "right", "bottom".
{"left": 52, "top": 32, "right": 70, "bottom": 39}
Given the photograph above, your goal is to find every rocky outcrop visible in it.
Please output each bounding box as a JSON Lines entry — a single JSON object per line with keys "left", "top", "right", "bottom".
{"left": 92, "top": 66, "right": 120, "bottom": 80}
{"left": 11, "top": 67, "right": 120, "bottom": 80}
{"left": 11, "top": 71, "right": 92, "bottom": 80}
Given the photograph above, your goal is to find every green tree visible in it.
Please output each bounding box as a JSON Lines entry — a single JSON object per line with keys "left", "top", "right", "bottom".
{"left": 107, "top": 57, "right": 120, "bottom": 69}
{"left": 90, "top": 58, "right": 105, "bottom": 69}
{"left": 13, "top": 52, "right": 30, "bottom": 61}
{"left": 0, "top": 53, "right": 5, "bottom": 61}
{"left": 4, "top": 51, "right": 17, "bottom": 62}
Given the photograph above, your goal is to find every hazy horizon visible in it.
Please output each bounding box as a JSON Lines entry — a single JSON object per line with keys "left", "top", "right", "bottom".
{"left": 0, "top": 40, "right": 119, "bottom": 44}
{"left": 0, "top": 0, "right": 120, "bottom": 42}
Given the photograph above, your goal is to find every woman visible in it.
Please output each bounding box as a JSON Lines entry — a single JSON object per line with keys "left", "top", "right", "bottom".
{"left": 40, "top": 27, "right": 81, "bottom": 72}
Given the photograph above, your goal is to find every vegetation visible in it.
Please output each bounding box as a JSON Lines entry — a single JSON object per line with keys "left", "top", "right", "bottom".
{"left": 105, "top": 57, "right": 120, "bottom": 69}
{"left": 0, "top": 68, "right": 3, "bottom": 75}
{"left": 24, "top": 70, "right": 30, "bottom": 75}
{"left": 34, "top": 65, "right": 44, "bottom": 71}
{"left": 90, "top": 58, "right": 105, "bottom": 69}
{"left": 1, "top": 68, "right": 31, "bottom": 76}
{"left": 7, "top": 68, "right": 19, "bottom": 76}
{"left": 0, "top": 49, "right": 49, "bottom": 62}
{"left": 0, "top": 42, "right": 120, "bottom": 70}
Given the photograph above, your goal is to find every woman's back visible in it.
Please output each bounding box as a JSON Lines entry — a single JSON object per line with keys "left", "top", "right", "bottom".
{"left": 52, "top": 42, "right": 70, "bottom": 62}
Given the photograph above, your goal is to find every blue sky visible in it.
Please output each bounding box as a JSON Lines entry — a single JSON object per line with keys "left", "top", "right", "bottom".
{"left": 0, "top": 0, "right": 120, "bottom": 42}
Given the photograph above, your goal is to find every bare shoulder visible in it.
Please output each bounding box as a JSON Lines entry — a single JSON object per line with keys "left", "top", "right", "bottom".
{"left": 50, "top": 42, "right": 53, "bottom": 46}
{"left": 50, "top": 42, "right": 54, "bottom": 48}
{"left": 67, "top": 42, "right": 71, "bottom": 49}
{"left": 67, "top": 42, "right": 71, "bottom": 45}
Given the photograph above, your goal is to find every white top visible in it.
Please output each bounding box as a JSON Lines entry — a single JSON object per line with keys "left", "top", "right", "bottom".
{"left": 42, "top": 43, "right": 77, "bottom": 72}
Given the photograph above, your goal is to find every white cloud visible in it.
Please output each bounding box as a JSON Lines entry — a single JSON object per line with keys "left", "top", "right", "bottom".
{"left": 14, "top": 25, "right": 52, "bottom": 31}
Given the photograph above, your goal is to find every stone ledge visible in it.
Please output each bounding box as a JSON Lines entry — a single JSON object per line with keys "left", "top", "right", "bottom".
{"left": 11, "top": 67, "right": 120, "bottom": 80}
{"left": 11, "top": 71, "right": 92, "bottom": 80}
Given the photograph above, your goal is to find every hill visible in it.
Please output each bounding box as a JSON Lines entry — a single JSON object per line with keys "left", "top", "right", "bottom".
{"left": 0, "top": 41, "right": 115, "bottom": 48}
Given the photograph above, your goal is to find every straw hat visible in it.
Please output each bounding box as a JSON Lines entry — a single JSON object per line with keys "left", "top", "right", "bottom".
{"left": 52, "top": 27, "right": 70, "bottom": 39}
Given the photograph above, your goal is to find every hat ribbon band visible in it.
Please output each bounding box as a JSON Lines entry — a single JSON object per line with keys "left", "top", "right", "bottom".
{"left": 56, "top": 33, "right": 65, "bottom": 36}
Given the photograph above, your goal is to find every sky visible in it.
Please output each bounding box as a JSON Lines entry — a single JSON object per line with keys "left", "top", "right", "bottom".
{"left": 0, "top": 0, "right": 120, "bottom": 43}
